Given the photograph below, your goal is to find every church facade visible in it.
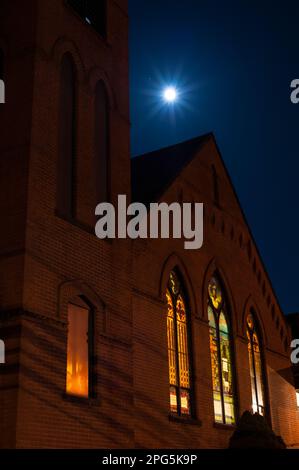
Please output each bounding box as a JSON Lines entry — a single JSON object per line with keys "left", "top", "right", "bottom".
{"left": 0, "top": 0, "right": 299, "bottom": 448}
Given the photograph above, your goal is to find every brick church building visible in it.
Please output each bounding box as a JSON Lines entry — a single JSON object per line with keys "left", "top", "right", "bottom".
{"left": 1, "top": 0, "right": 299, "bottom": 448}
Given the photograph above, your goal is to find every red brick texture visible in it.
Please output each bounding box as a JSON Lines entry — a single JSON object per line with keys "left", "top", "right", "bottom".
{"left": 132, "top": 138, "right": 299, "bottom": 447}
{"left": 1, "top": 0, "right": 299, "bottom": 449}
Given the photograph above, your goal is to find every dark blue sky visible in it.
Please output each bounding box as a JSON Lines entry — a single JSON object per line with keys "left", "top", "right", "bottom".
{"left": 128, "top": 0, "right": 299, "bottom": 314}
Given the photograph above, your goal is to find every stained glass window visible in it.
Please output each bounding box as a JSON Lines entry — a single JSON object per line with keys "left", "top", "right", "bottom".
{"left": 166, "top": 271, "right": 192, "bottom": 416}
{"left": 247, "top": 313, "right": 266, "bottom": 415}
{"left": 66, "top": 302, "right": 90, "bottom": 397}
{"left": 208, "top": 277, "right": 236, "bottom": 425}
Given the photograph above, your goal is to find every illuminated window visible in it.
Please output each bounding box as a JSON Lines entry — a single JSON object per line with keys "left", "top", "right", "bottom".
{"left": 68, "top": 1, "right": 107, "bottom": 38}
{"left": 247, "top": 312, "right": 266, "bottom": 415}
{"left": 95, "top": 81, "right": 109, "bottom": 203}
{"left": 166, "top": 271, "right": 193, "bottom": 416}
{"left": 57, "top": 54, "right": 76, "bottom": 218}
{"left": 208, "top": 276, "right": 236, "bottom": 425}
{"left": 66, "top": 301, "right": 92, "bottom": 397}
{"left": 296, "top": 390, "right": 299, "bottom": 409}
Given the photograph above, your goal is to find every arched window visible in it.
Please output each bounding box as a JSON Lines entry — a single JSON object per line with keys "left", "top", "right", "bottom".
{"left": 208, "top": 276, "right": 236, "bottom": 424}
{"left": 95, "top": 81, "right": 109, "bottom": 203}
{"left": 166, "top": 271, "right": 193, "bottom": 416}
{"left": 66, "top": 298, "right": 93, "bottom": 397}
{"left": 57, "top": 54, "right": 76, "bottom": 218}
{"left": 246, "top": 312, "right": 266, "bottom": 415}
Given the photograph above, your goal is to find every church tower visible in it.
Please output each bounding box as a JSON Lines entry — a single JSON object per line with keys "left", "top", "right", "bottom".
{"left": 0, "top": 0, "right": 133, "bottom": 448}
{"left": 1, "top": 0, "right": 299, "bottom": 451}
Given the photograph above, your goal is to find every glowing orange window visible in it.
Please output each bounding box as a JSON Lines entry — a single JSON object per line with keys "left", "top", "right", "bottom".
{"left": 66, "top": 303, "right": 89, "bottom": 397}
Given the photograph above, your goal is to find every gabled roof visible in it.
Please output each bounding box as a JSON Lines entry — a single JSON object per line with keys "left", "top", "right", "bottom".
{"left": 131, "top": 131, "right": 288, "bottom": 323}
{"left": 131, "top": 133, "right": 211, "bottom": 206}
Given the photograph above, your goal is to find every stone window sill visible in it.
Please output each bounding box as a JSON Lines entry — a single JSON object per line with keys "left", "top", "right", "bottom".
{"left": 169, "top": 414, "right": 202, "bottom": 426}
{"left": 213, "top": 422, "right": 236, "bottom": 431}
{"left": 62, "top": 392, "right": 100, "bottom": 406}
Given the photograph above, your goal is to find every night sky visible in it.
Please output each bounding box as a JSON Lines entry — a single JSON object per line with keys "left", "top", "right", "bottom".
{"left": 129, "top": 0, "right": 299, "bottom": 315}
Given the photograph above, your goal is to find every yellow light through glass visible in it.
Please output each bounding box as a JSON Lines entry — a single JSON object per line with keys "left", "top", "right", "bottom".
{"left": 66, "top": 303, "right": 89, "bottom": 397}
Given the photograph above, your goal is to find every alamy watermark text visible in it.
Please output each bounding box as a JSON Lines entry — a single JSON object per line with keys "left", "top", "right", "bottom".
{"left": 0, "top": 340, "right": 5, "bottom": 364}
{"left": 95, "top": 195, "right": 204, "bottom": 250}
{"left": 0, "top": 79, "right": 5, "bottom": 104}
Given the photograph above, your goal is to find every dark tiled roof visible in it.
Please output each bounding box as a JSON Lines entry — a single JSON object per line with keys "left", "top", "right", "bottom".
{"left": 131, "top": 133, "right": 211, "bottom": 205}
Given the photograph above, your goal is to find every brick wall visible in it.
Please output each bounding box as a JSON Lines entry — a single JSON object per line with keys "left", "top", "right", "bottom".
{"left": 1, "top": 0, "right": 299, "bottom": 449}
{"left": 0, "top": 0, "right": 133, "bottom": 448}
{"left": 132, "top": 138, "right": 299, "bottom": 447}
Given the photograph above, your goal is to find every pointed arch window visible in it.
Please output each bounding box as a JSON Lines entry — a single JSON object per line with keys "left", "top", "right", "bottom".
{"left": 95, "top": 80, "right": 109, "bottom": 203}
{"left": 208, "top": 276, "right": 236, "bottom": 424}
{"left": 247, "top": 312, "right": 266, "bottom": 415}
{"left": 66, "top": 298, "right": 93, "bottom": 397}
{"left": 57, "top": 54, "right": 76, "bottom": 218}
{"left": 166, "top": 271, "right": 193, "bottom": 416}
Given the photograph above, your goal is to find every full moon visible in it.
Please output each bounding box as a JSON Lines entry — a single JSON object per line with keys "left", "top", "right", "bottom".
{"left": 163, "top": 86, "right": 177, "bottom": 103}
